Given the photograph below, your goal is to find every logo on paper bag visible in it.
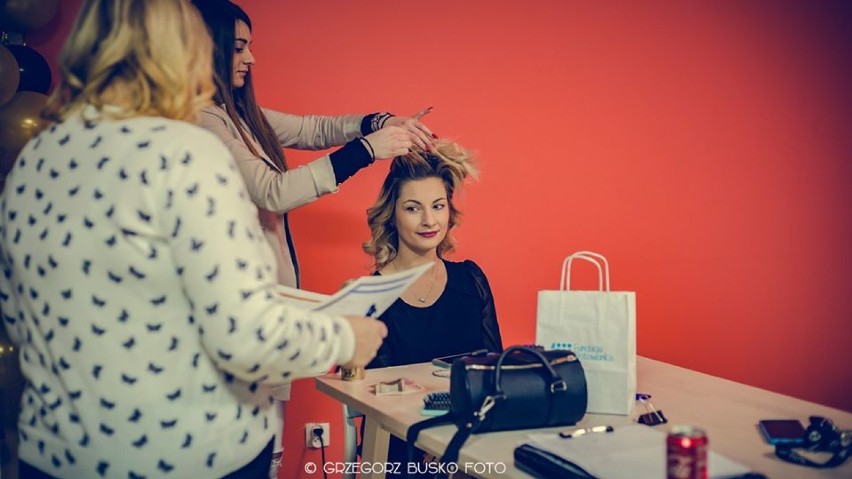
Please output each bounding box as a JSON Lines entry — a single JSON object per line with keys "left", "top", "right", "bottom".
{"left": 549, "top": 342, "right": 613, "bottom": 362}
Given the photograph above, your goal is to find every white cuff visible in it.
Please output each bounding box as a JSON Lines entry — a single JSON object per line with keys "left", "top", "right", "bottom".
{"left": 269, "top": 383, "right": 291, "bottom": 401}
{"left": 306, "top": 157, "right": 339, "bottom": 195}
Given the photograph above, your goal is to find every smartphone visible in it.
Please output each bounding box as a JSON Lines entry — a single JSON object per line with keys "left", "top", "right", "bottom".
{"left": 758, "top": 419, "right": 806, "bottom": 446}
{"left": 431, "top": 349, "right": 489, "bottom": 369}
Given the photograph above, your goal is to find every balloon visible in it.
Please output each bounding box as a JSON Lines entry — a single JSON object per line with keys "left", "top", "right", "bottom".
{"left": 7, "top": 44, "right": 51, "bottom": 94}
{"left": 0, "top": 0, "right": 59, "bottom": 33}
{"left": 0, "top": 45, "right": 21, "bottom": 105}
{"left": 0, "top": 91, "right": 49, "bottom": 169}
{"left": 0, "top": 45, "right": 20, "bottom": 106}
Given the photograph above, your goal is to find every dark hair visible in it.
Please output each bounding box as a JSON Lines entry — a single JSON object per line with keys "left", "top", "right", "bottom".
{"left": 363, "top": 140, "right": 478, "bottom": 269}
{"left": 191, "top": 0, "right": 287, "bottom": 172}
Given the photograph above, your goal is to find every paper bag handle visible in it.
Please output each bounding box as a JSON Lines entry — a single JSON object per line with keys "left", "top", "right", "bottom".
{"left": 560, "top": 251, "right": 610, "bottom": 291}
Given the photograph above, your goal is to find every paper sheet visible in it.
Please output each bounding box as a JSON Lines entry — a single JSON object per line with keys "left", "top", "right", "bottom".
{"left": 274, "top": 262, "right": 433, "bottom": 317}
{"left": 525, "top": 424, "right": 751, "bottom": 479}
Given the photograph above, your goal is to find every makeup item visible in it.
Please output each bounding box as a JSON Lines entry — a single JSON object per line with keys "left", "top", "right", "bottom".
{"left": 340, "top": 366, "right": 365, "bottom": 381}
{"left": 558, "top": 425, "right": 614, "bottom": 439}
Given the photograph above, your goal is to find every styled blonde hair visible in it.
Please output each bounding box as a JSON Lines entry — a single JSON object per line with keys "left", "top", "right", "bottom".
{"left": 46, "top": 0, "right": 214, "bottom": 121}
{"left": 364, "top": 140, "right": 478, "bottom": 269}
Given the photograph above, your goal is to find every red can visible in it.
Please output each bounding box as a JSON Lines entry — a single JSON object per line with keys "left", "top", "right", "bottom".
{"left": 666, "top": 425, "right": 708, "bottom": 479}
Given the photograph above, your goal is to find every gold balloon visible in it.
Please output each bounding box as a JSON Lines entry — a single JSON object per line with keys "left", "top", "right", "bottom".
{"left": 0, "top": 45, "right": 19, "bottom": 106}
{"left": 0, "top": 0, "right": 60, "bottom": 32}
{"left": 0, "top": 91, "right": 49, "bottom": 169}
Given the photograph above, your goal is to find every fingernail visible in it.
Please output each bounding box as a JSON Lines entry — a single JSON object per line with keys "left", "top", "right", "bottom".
{"left": 431, "top": 133, "right": 439, "bottom": 139}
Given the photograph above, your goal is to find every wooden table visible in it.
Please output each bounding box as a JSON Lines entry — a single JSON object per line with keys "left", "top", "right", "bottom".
{"left": 315, "top": 357, "right": 852, "bottom": 478}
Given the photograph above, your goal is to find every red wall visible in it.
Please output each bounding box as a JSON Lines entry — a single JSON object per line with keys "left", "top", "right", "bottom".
{"left": 31, "top": 1, "right": 852, "bottom": 478}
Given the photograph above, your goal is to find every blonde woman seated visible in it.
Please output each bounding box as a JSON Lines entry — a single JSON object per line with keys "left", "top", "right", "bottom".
{"left": 362, "top": 141, "right": 502, "bottom": 475}
{"left": 364, "top": 141, "right": 503, "bottom": 369}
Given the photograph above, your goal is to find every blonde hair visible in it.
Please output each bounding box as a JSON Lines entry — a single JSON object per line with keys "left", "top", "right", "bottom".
{"left": 364, "top": 140, "right": 478, "bottom": 269}
{"left": 46, "top": 0, "right": 214, "bottom": 121}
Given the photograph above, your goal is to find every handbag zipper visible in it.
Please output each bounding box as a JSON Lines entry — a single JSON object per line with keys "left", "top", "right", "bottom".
{"left": 465, "top": 354, "right": 577, "bottom": 371}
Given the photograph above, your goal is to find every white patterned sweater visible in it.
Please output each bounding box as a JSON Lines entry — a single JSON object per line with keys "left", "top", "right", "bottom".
{"left": 0, "top": 109, "right": 354, "bottom": 478}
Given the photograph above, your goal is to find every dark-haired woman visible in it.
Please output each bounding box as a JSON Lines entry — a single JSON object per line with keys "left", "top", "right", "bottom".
{"left": 190, "top": 1, "right": 432, "bottom": 473}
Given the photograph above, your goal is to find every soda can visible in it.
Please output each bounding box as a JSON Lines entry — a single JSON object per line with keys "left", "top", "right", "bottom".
{"left": 340, "top": 366, "right": 365, "bottom": 381}
{"left": 667, "top": 425, "right": 708, "bottom": 479}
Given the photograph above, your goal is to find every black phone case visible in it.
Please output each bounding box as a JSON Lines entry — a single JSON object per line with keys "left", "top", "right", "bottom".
{"left": 431, "top": 349, "right": 489, "bottom": 368}
{"left": 758, "top": 420, "right": 806, "bottom": 445}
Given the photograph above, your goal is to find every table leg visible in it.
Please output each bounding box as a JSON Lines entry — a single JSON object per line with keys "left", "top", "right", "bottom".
{"left": 361, "top": 416, "right": 390, "bottom": 479}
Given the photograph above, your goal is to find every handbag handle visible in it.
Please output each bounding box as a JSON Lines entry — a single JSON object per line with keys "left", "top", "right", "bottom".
{"left": 560, "top": 251, "right": 610, "bottom": 292}
{"left": 493, "top": 346, "right": 567, "bottom": 396}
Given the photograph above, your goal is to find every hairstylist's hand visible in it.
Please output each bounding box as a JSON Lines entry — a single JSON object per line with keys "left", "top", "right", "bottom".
{"left": 364, "top": 126, "right": 414, "bottom": 160}
{"left": 384, "top": 106, "right": 435, "bottom": 151}
{"left": 341, "top": 315, "right": 388, "bottom": 368}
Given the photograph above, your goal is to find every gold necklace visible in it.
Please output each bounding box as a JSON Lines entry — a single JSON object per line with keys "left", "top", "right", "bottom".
{"left": 393, "top": 260, "right": 439, "bottom": 303}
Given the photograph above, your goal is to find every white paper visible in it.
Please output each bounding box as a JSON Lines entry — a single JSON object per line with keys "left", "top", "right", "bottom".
{"left": 274, "top": 262, "right": 433, "bottom": 317}
{"left": 524, "top": 424, "right": 750, "bottom": 479}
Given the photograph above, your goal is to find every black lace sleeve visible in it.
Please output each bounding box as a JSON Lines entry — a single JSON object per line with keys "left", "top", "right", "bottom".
{"left": 464, "top": 260, "right": 504, "bottom": 353}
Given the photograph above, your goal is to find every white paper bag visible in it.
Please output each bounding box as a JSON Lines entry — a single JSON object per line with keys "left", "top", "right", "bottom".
{"left": 536, "top": 251, "right": 636, "bottom": 415}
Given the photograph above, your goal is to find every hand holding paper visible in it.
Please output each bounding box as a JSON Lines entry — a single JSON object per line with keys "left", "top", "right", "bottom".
{"left": 342, "top": 315, "right": 387, "bottom": 368}
{"left": 274, "top": 263, "right": 433, "bottom": 368}
{"left": 275, "top": 262, "right": 434, "bottom": 317}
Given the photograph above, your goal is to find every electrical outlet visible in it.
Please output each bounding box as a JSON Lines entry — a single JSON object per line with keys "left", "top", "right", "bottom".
{"left": 305, "top": 422, "right": 330, "bottom": 449}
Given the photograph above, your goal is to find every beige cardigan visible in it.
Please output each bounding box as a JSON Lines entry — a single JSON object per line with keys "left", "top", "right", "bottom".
{"left": 199, "top": 105, "right": 364, "bottom": 288}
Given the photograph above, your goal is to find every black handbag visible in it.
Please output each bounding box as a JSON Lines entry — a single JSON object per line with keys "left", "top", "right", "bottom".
{"left": 407, "top": 346, "right": 588, "bottom": 472}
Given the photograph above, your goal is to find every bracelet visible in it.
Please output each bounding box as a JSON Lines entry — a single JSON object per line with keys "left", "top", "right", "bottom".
{"left": 370, "top": 112, "right": 394, "bottom": 132}
{"left": 360, "top": 137, "right": 375, "bottom": 160}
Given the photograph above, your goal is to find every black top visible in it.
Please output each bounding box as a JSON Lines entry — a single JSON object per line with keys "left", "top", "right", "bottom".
{"left": 367, "top": 259, "right": 503, "bottom": 368}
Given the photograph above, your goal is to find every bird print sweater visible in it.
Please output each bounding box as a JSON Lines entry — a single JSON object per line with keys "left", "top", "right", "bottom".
{"left": 0, "top": 108, "right": 354, "bottom": 478}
